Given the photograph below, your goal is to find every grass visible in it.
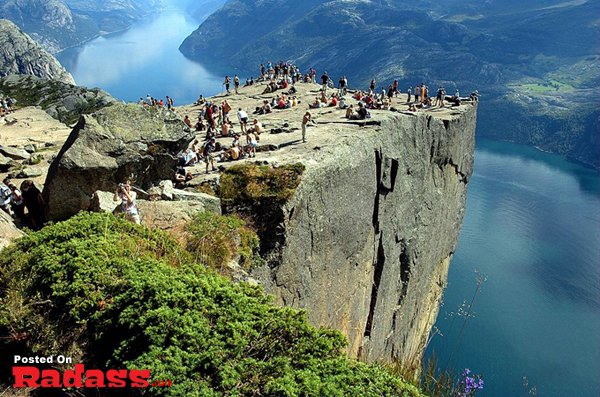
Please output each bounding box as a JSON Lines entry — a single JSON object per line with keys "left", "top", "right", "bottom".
{"left": 513, "top": 79, "right": 575, "bottom": 93}
{"left": 184, "top": 211, "right": 260, "bottom": 274}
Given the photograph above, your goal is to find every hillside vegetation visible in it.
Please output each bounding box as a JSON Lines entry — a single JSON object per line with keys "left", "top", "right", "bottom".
{"left": 0, "top": 212, "right": 424, "bottom": 396}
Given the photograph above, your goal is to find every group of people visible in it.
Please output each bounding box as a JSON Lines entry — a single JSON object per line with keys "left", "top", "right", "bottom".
{"left": 138, "top": 94, "right": 175, "bottom": 110}
{"left": 0, "top": 177, "right": 46, "bottom": 229}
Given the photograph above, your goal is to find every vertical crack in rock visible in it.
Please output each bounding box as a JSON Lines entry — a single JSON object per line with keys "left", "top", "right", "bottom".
{"left": 364, "top": 235, "right": 385, "bottom": 338}
{"left": 372, "top": 150, "right": 383, "bottom": 234}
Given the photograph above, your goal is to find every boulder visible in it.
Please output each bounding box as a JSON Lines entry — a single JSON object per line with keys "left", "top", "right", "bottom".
{"left": 23, "top": 144, "right": 37, "bottom": 153}
{"left": 16, "top": 167, "right": 43, "bottom": 178}
{"left": 0, "top": 153, "right": 11, "bottom": 171}
{"left": 136, "top": 200, "right": 219, "bottom": 232}
{"left": 0, "top": 146, "right": 30, "bottom": 160}
{"left": 43, "top": 104, "right": 194, "bottom": 220}
{"left": 0, "top": 209, "right": 23, "bottom": 250}
{"left": 89, "top": 191, "right": 119, "bottom": 213}
{"left": 159, "top": 180, "right": 174, "bottom": 201}
{"left": 171, "top": 189, "right": 221, "bottom": 214}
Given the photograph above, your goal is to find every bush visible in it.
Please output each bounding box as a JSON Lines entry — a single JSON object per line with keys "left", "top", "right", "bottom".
{"left": 220, "top": 163, "right": 305, "bottom": 205}
{"left": 185, "top": 211, "right": 260, "bottom": 272}
{"left": 0, "top": 213, "right": 423, "bottom": 396}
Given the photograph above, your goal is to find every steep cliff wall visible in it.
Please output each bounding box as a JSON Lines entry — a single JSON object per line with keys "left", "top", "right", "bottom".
{"left": 0, "top": 19, "right": 75, "bottom": 84}
{"left": 252, "top": 106, "right": 476, "bottom": 367}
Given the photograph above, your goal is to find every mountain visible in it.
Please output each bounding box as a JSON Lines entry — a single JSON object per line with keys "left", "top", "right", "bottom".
{"left": 0, "top": 0, "right": 161, "bottom": 54}
{"left": 0, "top": 19, "right": 75, "bottom": 84}
{"left": 180, "top": 0, "right": 600, "bottom": 169}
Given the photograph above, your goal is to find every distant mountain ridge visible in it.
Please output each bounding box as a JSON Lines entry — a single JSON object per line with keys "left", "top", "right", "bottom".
{"left": 0, "top": 19, "right": 75, "bottom": 84}
{"left": 0, "top": 0, "right": 162, "bottom": 54}
{"left": 180, "top": 0, "right": 600, "bottom": 169}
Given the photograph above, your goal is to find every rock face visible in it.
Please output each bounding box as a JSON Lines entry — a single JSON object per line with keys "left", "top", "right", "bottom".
{"left": 0, "top": 0, "right": 162, "bottom": 54}
{"left": 43, "top": 104, "right": 195, "bottom": 221}
{"left": 0, "top": 74, "right": 117, "bottom": 124}
{"left": 0, "top": 19, "right": 75, "bottom": 84}
{"left": 251, "top": 108, "right": 476, "bottom": 367}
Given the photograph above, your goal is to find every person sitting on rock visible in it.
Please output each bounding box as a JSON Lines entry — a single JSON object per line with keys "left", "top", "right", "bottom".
{"left": 345, "top": 104, "right": 354, "bottom": 119}
{"left": 309, "top": 97, "right": 322, "bottom": 109}
{"left": 181, "top": 144, "right": 198, "bottom": 166}
{"left": 329, "top": 94, "right": 338, "bottom": 107}
{"left": 194, "top": 118, "right": 205, "bottom": 132}
{"left": 113, "top": 180, "right": 140, "bottom": 224}
{"left": 249, "top": 119, "right": 264, "bottom": 135}
{"left": 350, "top": 102, "right": 368, "bottom": 120}
{"left": 183, "top": 115, "right": 193, "bottom": 129}
{"left": 174, "top": 165, "right": 193, "bottom": 188}
{"left": 0, "top": 181, "right": 12, "bottom": 216}
{"left": 221, "top": 120, "right": 233, "bottom": 137}
{"left": 320, "top": 90, "right": 328, "bottom": 104}
{"left": 277, "top": 96, "right": 287, "bottom": 109}
{"left": 3, "top": 178, "right": 24, "bottom": 220}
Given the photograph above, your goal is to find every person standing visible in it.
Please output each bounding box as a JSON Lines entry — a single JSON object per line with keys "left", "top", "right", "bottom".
{"left": 237, "top": 108, "right": 248, "bottom": 133}
{"left": 202, "top": 138, "right": 217, "bottom": 173}
{"left": 20, "top": 180, "right": 46, "bottom": 229}
{"left": 407, "top": 86, "right": 412, "bottom": 103}
{"left": 302, "top": 111, "right": 315, "bottom": 143}
{"left": 234, "top": 75, "right": 240, "bottom": 94}
{"left": 246, "top": 131, "right": 258, "bottom": 158}
{"left": 321, "top": 72, "right": 329, "bottom": 92}
{"left": 113, "top": 180, "right": 140, "bottom": 224}
{"left": 224, "top": 76, "right": 231, "bottom": 94}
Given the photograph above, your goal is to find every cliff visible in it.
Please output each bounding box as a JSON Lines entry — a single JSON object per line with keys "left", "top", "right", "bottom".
{"left": 0, "top": 19, "right": 75, "bottom": 84}
{"left": 37, "top": 79, "right": 476, "bottom": 367}
{"left": 246, "top": 102, "right": 476, "bottom": 366}
{"left": 177, "top": 82, "right": 476, "bottom": 366}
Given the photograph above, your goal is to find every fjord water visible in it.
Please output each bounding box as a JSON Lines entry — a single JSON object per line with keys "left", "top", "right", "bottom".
{"left": 57, "top": 6, "right": 227, "bottom": 105}
{"left": 426, "top": 139, "right": 600, "bottom": 396}
{"left": 54, "top": 6, "right": 600, "bottom": 395}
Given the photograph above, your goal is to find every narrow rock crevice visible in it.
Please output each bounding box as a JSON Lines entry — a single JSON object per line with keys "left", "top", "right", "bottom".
{"left": 364, "top": 235, "right": 385, "bottom": 338}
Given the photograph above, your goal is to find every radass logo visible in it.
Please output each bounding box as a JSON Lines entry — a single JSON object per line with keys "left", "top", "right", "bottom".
{"left": 12, "top": 355, "right": 171, "bottom": 389}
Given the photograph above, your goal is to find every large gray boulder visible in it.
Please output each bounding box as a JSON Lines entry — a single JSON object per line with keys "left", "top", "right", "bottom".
{"left": 43, "top": 103, "right": 195, "bottom": 221}
{"left": 0, "top": 209, "right": 23, "bottom": 249}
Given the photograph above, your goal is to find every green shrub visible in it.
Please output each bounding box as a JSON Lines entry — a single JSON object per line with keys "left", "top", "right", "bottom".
{"left": 0, "top": 212, "right": 424, "bottom": 397}
{"left": 220, "top": 163, "right": 305, "bottom": 205}
{"left": 185, "top": 211, "right": 260, "bottom": 272}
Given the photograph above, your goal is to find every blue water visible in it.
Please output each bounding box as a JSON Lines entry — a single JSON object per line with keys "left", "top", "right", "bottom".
{"left": 54, "top": 6, "right": 600, "bottom": 396}
{"left": 426, "top": 138, "right": 600, "bottom": 397}
{"left": 56, "top": 4, "right": 229, "bottom": 105}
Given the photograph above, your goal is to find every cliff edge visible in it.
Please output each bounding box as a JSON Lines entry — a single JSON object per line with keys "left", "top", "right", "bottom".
{"left": 247, "top": 100, "right": 476, "bottom": 367}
